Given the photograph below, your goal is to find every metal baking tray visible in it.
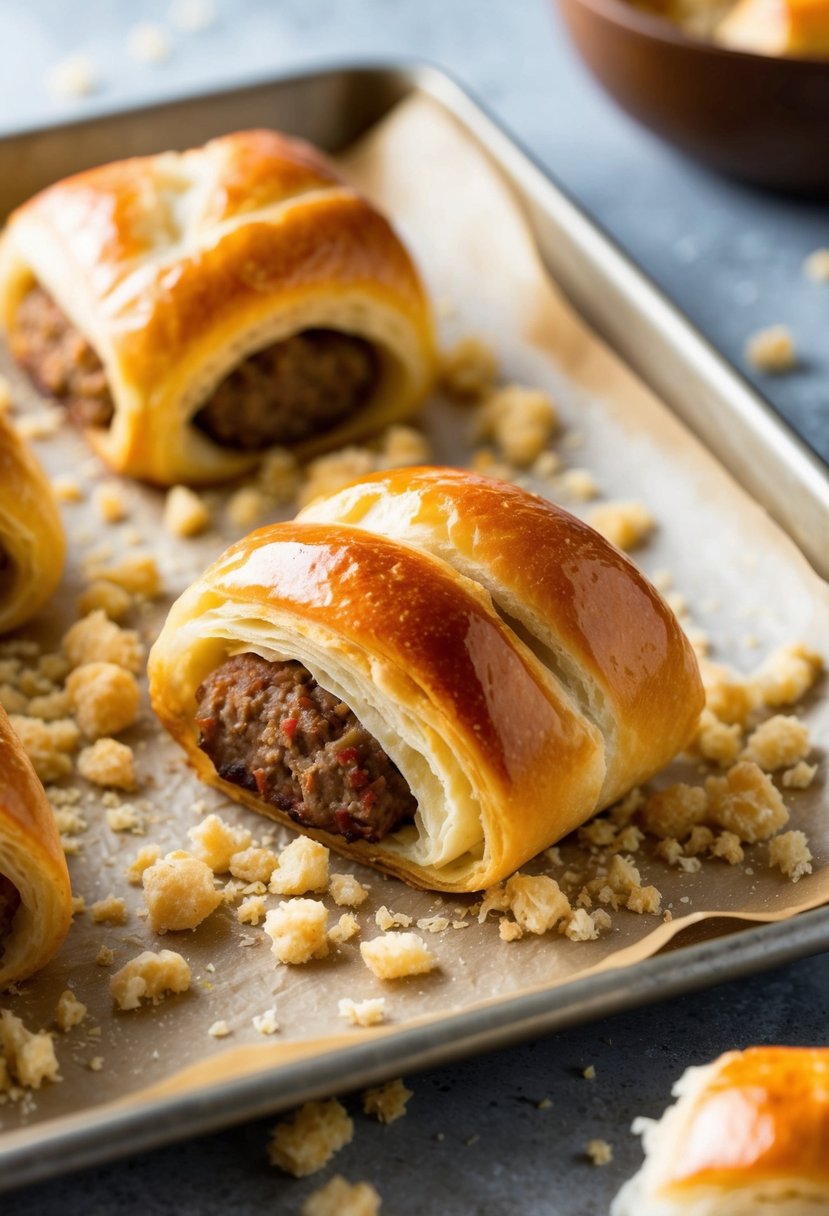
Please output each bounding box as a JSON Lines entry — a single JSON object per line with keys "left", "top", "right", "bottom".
{"left": 1, "top": 61, "right": 829, "bottom": 1192}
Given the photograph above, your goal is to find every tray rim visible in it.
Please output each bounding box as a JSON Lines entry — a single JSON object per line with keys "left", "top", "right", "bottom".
{"left": 2, "top": 56, "right": 829, "bottom": 1192}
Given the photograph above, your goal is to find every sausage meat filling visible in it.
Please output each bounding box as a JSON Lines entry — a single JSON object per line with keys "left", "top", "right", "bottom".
{"left": 0, "top": 875, "right": 20, "bottom": 953}
{"left": 195, "top": 654, "right": 416, "bottom": 843}
{"left": 10, "top": 286, "right": 378, "bottom": 449}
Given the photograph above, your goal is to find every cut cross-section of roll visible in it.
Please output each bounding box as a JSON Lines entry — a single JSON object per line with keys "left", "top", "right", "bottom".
{"left": 0, "top": 705, "right": 73, "bottom": 989}
{"left": 149, "top": 471, "right": 703, "bottom": 892}
{"left": 0, "top": 407, "right": 65, "bottom": 635}
{"left": 0, "top": 129, "right": 435, "bottom": 486}
{"left": 613, "top": 1046, "right": 829, "bottom": 1215}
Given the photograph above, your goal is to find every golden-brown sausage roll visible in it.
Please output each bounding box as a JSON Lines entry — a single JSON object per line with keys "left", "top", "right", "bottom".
{"left": 0, "top": 407, "right": 65, "bottom": 634}
{"left": 148, "top": 470, "right": 702, "bottom": 892}
{"left": 0, "top": 705, "right": 72, "bottom": 988}
{"left": 0, "top": 129, "right": 435, "bottom": 486}
{"left": 613, "top": 1046, "right": 829, "bottom": 1215}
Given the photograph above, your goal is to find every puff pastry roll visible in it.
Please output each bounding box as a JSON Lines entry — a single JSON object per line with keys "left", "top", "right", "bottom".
{"left": 0, "top": 129, "right": 435, "bottom": 486}
{"left": 0, "top": 407, "right": 65, "bottom": 634}
{"left": 149, "top": 470, "right": 702, "bottom": 892}
{"left": 0, "top": 705, "right": 72, "bottom": 988}
{"left": 613, "top": 1046, "right": 829, "bottom": 1215}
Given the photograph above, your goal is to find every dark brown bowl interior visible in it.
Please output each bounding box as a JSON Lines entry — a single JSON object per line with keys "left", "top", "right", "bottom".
{"left": 557, "top": 0, "right": 829, "bottom": 193}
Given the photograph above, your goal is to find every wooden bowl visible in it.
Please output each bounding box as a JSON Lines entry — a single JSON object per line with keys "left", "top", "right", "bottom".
{"left": 557, "top": 0, "right": 829, "bottom": 193}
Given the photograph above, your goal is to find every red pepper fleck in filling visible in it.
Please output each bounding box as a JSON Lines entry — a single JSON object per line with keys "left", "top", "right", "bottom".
{"left": 361, "top": 789, "right": 377, "bottom": 809}
{"left": 280, "top": 716, "right": 298, "bottom": 741}
{"left": 348, "top": 769, "right": 369, "bottom": 790}
{"left": 337, "top": 747, "right": 359, "bottom": 765}
{"left": 253, "top": 768, "right": 268, "bottom": 796}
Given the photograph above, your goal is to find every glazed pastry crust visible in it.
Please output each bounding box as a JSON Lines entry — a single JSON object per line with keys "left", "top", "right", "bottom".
{"left": 300, "top": 467, "right": 704, "bottom": 807}
{"left": 0, "top": 705, "right": 72, "bottom": 989}
{"left": 0, "top": 408, "right": 66, "bottom": 634}
{"left": 0, "top": 129, "right": 435, "bottom": 485}
{"left": 613, "top": 1047, "right": 829, "bottom": 1216}
{"left": 149, "top": 473, "right": 702, "bottom": 892}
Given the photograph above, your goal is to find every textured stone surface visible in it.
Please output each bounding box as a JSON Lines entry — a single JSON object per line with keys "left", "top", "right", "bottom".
{"left": 2, "top": 2, "right": 827, "bottom": 1211}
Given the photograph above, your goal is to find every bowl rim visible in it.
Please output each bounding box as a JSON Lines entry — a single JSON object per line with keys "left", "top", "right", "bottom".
{"left": 559, "top": 0, "right": 829, "bottom": 68}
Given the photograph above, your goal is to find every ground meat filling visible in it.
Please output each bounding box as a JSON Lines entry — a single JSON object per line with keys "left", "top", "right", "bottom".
{"left": 195, "top": 654, "right": 416, "bottom": 843}
{"left": 10, "top": 286, "right": 378, "bottom": 449}
{"left": 0, "top": 875, "right": 20, "bottom": 954}
{"left": 11, "top": 287, "right": 113, "bottom": 428}
{"left": 193, "top": 329, "right": 379, "bottom": 450}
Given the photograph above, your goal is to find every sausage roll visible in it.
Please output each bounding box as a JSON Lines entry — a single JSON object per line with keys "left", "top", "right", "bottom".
{"left": 0, "top": 129, "right": 435, "bottom": 486}
{"left": 0, "top": 407, "right": 65, "bottom": 634}
{"left": 149, "top": 470, "right": 702, "bottom": 892}
{"left": 0, "top": 705, "right": 72, "bottom": 988}
{"left": 613, "top": 1046, "right": 829, "bottom": 1215}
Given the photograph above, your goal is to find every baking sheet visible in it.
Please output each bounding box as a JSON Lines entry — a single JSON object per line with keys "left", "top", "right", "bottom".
{"left": 0, "top": 90, "right": 828, "bottom": 1150}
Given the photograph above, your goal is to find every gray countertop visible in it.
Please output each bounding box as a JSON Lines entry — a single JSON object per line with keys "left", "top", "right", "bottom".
{"left": 3, "top": 1, "right": 828, "bottom": 1212}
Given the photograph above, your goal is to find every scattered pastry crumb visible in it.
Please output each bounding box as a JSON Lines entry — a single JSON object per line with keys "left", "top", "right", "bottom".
{"left": 257, "top": 448, "right": 301, "bottom": 502}
{"left": 142, "top": 852, "right": 223, "bottom": 932}
{"left": 87, "top": 1056, "right": 104, "bottom": 1072}
{"left": 77, "top": 738, "right": 136, "bottom": 790}
{"left": 90, "top": 895, "right": 127, "bottom": 925}
{"left": 298, "top": 447, "right": 375, "bottom": 509}
{"left": 163, "top": 485, "right": 210, "bottom": 537}
{"left": 478, "top": 384, "right": 558, "bottom": 466}
{"left": 338, "top": 997, "right": 386, "bottom": 1027}
{"left": 15, "top": 407, "right": 63, "bottom": 439}
{"left": 301, "top": 1175, "right": 381, "bottom": 1216}
{"left": 48, "top": 54, "right": 98, "bottom": 99}
{"left": 360, "top": 932, "right": 435, "bottom": 980}
{"left": 742, "top": 714, "right": 810, "bottom": 771}
{"left": 52, "top": 475, "right": 83, "bottom": 503}
{"left": 587, "top": 501, "right": 655, "bottom": 550}
{"left": 8, "top": 714, "right": 77, "bottom": 782}
{"left": 585, "top": 1138, "right": 613, "bottom": 1165}
{"left": 267, "top": 1098, "right": 354, "bottom": 1176}
{"left": 252, "top": 1007, "right": 279, "bottom": 1035}
{"left": 268, "top": 837, "right": 329, "bottom": 896}
{"left": 208, "top": 1020, "right": 231, "bottom": 1038}
{"left": 706, "top": 761, "right": 788, "bottom": 842}
{"left": 106, "top": 803, "right": 143, "bottom": 833}
{"left": 77, "top": 580, "right": 132, "bottom": 623}
{"left": 693, "top": 709, "right": 742, "bottom": 767}
{"left": 377, "top": 424, "right": 431, "bottom": 469}
{"left": 264, "top": 900, "right": 329, "bottom": 965}
{"left": 583, "top": 1064, "right": 597, "bottom": 1080}
{"left": 362, "top": 1078, "right": 411, "bottom": 1125}
{"left": 64, "top": 611, "right": 143, "bottom": 673}
{"left": 86, "top": 554, "right": 161, "bottom": 599}
{"left": 227, "top": 486, "right": 270, "bottom": 528}
{"left": 329, "top": 873, "right": 370, "bottom": 907}
{"left": 127, "top": 22, "right": 172, "bottom": 63}
{"left": 95, "top": 945, "right": 115, "bottom": 967}
{"left": 110, "top": 949, "right": 191, "bottom": 1011}
{"left": 237, "top": 895, "right": 267, "bottom": 926}
{"left": 782, "top": 760, "right": 818, "bottom": 789}
{"left": 126, "top": 844, "right": 161, "bottom": 885}
{"left": 54, "top": 990, "right": 87, "bottom": 1032}
{"left": 751, "top": 642, "right": 822, "bottom": 708}
{"left": 768, "top": 830, "right": 813, "bottom": 883}
{"left": 229, "top": 846, "right": 278, "bottom": 884}
{"left": 710, "top": 831, "right": 744, "bottom": 865}
{"left": 0, "top": 1010, "right": 60, "bottom": 1089}
{"left": 558, "top": 468, "right": 599, "bottom": 502}
{"left": 189, "top": 814, "right": 252, "bottom": 873}
{"left": 439, "top": 336, "right": 498, "bottom": 401}
{"left": 375, "top": 906, "right": 413, "bottom": 931}
{"left": 641, "top": 784, "right": 707, "bottom": 840}
{"left": 330, "top": 912, "right": 361, "bottom": 944}
{"left": 66, "top": 662, "right": 140, "bottom": 739}
{"left": 746, "top": 325, "right": 796, "bottom": 373}
{"left": 93, "top": 484, "right": 128, "bottom": 524}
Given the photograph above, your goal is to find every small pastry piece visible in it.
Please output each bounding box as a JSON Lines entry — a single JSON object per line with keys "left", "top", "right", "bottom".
{"left": 0, "top": 705, "right": 73, "bottom": 988}
{"left": 148, "top": 470, "right": 702, "bottom": 892}
{"left": 716, "top": 0, "right": 829, "bottom": 56}
{"left": 0, "top": 129, "right": 435, "bottom": 485}
{"left": 613, "top": 1046, "right": 829, "bottom": 1214}
{"left": 0, "top": 408, "right": 65, "bottom": 634}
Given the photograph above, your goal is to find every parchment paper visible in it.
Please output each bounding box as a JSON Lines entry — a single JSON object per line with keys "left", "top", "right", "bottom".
{"left": 0, "top": 93, "right": 827, "bottom": 1143}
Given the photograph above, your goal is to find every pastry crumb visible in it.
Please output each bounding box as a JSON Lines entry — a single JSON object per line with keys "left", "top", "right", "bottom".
{"left": 126, "top": 844, "right": 161, "bottom": 885}
{"left": 252, "top": 1007, "right": 279, "bottom": 1035}
{"left": 163, "top": 485, "right": 211, "bottom": 537}
{"left": 207, "top": 1020, "right": 231, "bottom": 1039}
{"left": 188, "top": 814, "right": 252, "bottom": 873}
{"left": 587, "top": 501, "right": 654, "bottom": 550}
{"left": 229, "top": 846, "right": 278, "bottom": 884}
{"left": 110, "top": 949, "right": 191, "bottom": 1011}
{"left": 77, "top": 580, "right": 132, "bottom": 623}
{"left": 330, "top": 912, "right": 361, "bottom": 944}
{"left": 478, "top": 383, "right": 558, "bottom": 466}
{"left": 706, "top": 760, "right": 788, "bottom": 842}
{"left": 338, "top": 997, "right": 386, "bottom": 1027}
{"left": 64, "top": 611, "right": 144, "bottom": 673}
{"left": 267, "top": 1098, "right": 353, "bottom": 1176}
{"left": 375, "top": 906, "right": 413, "bottom": 932}
{"left": 264, "top": 899, "right": 329, "bottom": 964}
{"left": 77, "top": 737, "right": 136, "bottom": 789}
{"left": 90, "top": 895, "right": 127, "bottom": 925}
{"left": 751, "top": 642, "right": 822, "bottom": 708}
{"left": 86, "top": 554, "right": 161, "bottom": 600}
{"left": 360, "top": 932, "right": 435, "bottom": 980}
{"left": 54, "top": 990, "right": 87, "bottom": 1032}
{"left": 93, "top": 483, "right": 128, "bottom": 524}
{"left": 66, "top": 662, "right": 140, "bottom": 739}
{"left": 782, "top": 760, "right": 818, "bottom": 789}
{"left": 362, "top": 1077, "right": 412, "bottom": 1124}
{"left": 742, "top": 714, "right": 810, "bottom": 772}
{"left": 768, "top": 830, "right": 813, "bottom": 883}
{"left": 0, "top": 1010, "right": 60, "bottom": 1088}
{"left": 439, "top": 336, "right": 498, "bottom": 401}
{"left": 237, "top": 895, "right": 267, "bottom": 926}
{"left": 95, "top": 945, "right": 115, "bottom": 967}
{"left": 585, "top": 1138, "right": 613, "bottom": 1165}
{"left": 142, "top": 852, "right": 223, "bottom": 932}
{"left": 329, "top": 873, "right": 370, "bottom": 907}
{"left": 269, "top": 837, "right": 329, "bottom": 896}
{"left": 301, "top": 1175, "right": 381, "bottom": 1216}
